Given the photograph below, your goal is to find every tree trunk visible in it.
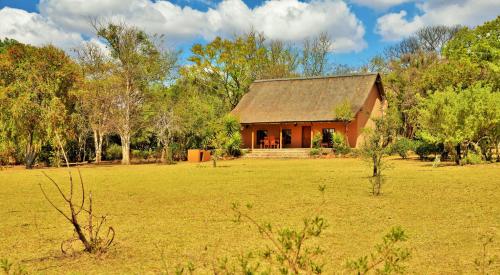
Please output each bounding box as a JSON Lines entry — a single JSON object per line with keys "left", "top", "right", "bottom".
{"left": 344, "top": 122, "right": 349, "bottom": 146}
{"left": 93, "top": 130, "right": 105, "bottom": 164}
{"left": 372, "top": 154, "right": 378, "bottom": 176}
{"left": 455, "top": 143, "right": 461, "bottom": 165}
{"left": 120, "top": 134, "right": 130, "bottom": 165}
{"left": 25, "top": 133, "right": 36, "bottom": 169}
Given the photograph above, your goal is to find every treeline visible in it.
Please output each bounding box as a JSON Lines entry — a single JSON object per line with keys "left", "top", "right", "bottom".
{"left": 0, "top": 23, "right": 335, "bottom": 168}
{"left": 0, "top": 17, "right": 499, "bottom": 168}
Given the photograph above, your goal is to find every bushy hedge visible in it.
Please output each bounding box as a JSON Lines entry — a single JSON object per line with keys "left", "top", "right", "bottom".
{"left": 391, "top": 138, "right": 414, "bottom": 159}
{"left": 105, "top": 144, "right": 122, "bottom": 160}
{"left": 331, "top": 132, "right": 350, "bottom": 156}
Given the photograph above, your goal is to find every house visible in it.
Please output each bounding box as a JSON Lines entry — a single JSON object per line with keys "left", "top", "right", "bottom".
{"left": 230, "top": 73, "right": 386, "bottom": 150}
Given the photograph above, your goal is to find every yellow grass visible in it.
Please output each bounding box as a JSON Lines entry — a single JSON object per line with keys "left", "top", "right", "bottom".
{"left": 0, "top": 158, "right": 499, "bottom": 274}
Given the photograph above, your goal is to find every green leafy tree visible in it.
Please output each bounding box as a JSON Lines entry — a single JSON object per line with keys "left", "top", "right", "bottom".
{"left": 75, "top": 41, "right": 118, "bottom": 164}
{"left": 417, "top": 84, "right": 500, "bottom": 164}
{"left": 187, "top": 33, "right": 268, "bottom": 109}
{"left": 334, "top": 99, "right": 355, "bottom": 144}
{"left": 443, "top": 16, "right": 499, "bottom": 89}
{"left": 95, "top": 22, "right": 176, "bottom": 164}
{"left": 205, "top": 114, "right": 241, "bottom": 167}
{"left": 0, "top": 43, "right": 79, "bottom": 168}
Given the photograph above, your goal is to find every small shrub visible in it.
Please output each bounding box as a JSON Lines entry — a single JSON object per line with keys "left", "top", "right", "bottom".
{"left": 432, "top": 155, "right": 441, "bottom": 168}
{"left": 229, "top": 185, "right": 328, "bottom": 274}
{"left": 414, "top": 140, "right": 440, "bottom": 160}
{"left": 331, "top": 132, "right": 350, "bottom": 156}
{"left": 463, "top": 152, "right": 483, "bottom": 165}
{"left": 346, "top": 226, "right": 411, "bottom": 274}
{"left": 312, "top": 132, "right": 322, "bottom": 149}
{"left": 132, "top": 149, "right": 155, "bottom": 160}
{"left": 310, "top": 148, "right": 321, "bottom": 156}
{"left": 105, "top": 144, "right": 122, "bottom": 160}
{"left": 225, "top": 132, "right": 242, "bottom": 157}
{"left": 474, "top": 230, "right": 498, "bottom": 274}
{"left": 0, "top": 258, "right": 27, "bottom": 275}
{"left": 391, "top": 138, "right": 414, "bottom": 159}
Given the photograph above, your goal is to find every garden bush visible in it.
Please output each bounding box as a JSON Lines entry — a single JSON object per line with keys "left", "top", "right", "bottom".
{"left": 312, "top": 132, "right": 322, "bottom": 149}
{"left": 105, "top": 144, "right": 122, "bottom": 160}
{"left": 310, "top": 148, "right": 321, "bottom": 156}
{"left": 463, "top": 152, "right": 483, "bottom": 165}
{"left": 331, "top": 132, "right": 350, "bottom": 156}
{"left": 414, "top": 140, "right": 440, "bottom": 160}
{"left": 391, "top": 137, "right": 414, "bottom": 159}
{"left": 225, "top": 132, "right": 242, "bottom": 157}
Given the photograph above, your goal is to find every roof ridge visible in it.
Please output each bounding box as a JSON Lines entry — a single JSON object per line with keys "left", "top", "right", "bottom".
{"left": 253, "top": 73, "right": 379, "bottom": 83}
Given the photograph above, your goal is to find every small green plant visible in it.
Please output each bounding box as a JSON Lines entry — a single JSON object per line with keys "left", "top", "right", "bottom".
{"left": 105, "top": 143, "right": 122, "bottom": 160}
{"left": 346, "top": 226, "right": 411, "bottom": 274}
{"left": 312, "top": 132, "right": 322, "bottom": 149}
{"left": 432, "top": 155, "right": 441, "bottom": 168}
{"left": 391, "top": 138, "right": 414, "bottom": 159}
{"left": 0, "top": 258, "right": 27, "bottom": 275}
{"left": 463, "top": 152, "right": 483, "bottom": 165}
{"left": 310, "top": 148, "right": 321, "bottom": 156}
{"left": 228, "top": 186, "right": 328, "bottom": 274}
{"left": 414, "top": 141, "right": 440, "bottom": 160}
{"left": 331, "top": 132, "right": 350, "bottom": 156}
{"left": 474, "top": 230, "right": 498, "bottom": 274}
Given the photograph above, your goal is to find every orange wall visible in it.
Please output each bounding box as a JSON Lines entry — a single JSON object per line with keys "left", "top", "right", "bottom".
{"left": 240, "top": 83, "right": 385, "bottom": 149}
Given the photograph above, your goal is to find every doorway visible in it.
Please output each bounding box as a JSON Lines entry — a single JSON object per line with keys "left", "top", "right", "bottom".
{"left": 302, "top": 126, "right": 311, "bottom": 148}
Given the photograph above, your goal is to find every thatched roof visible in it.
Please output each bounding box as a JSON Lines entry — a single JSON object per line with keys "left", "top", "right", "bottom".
{"left": 231, "top": 73, "right": 384, "bottom": 124}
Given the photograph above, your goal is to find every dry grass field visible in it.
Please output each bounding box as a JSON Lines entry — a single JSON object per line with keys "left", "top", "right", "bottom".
{"left": 1, "top": 157, "right": 499, "bottom": 274}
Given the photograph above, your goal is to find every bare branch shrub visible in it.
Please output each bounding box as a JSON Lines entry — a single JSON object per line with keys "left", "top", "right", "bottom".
{"left": 39, "top": 135, "right": 115, "bottom": 254}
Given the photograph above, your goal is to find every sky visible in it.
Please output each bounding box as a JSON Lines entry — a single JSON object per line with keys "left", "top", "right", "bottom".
{"left": 0, "top": 0, "right": 499, "bottom": 67}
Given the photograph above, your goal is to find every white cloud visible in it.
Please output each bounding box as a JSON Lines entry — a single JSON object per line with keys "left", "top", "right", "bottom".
{"left": 0, "top": 7, "right": 84, "bottom": 49}
{"left": 376, "top": 0, "right": 500, "bottom": 41}
{"left": 350, "top": 0, "right": 411, "bottom": 10}
{"left": 375, "top": 10, "right": 423, "bottom": 41}
{"left": 38, "top": 0, "right": 367, "bottom": 53}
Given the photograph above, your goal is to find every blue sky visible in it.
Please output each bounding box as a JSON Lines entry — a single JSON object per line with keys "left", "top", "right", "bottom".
{"left": 0, "top": 0, "right": 498, "bottom": 67}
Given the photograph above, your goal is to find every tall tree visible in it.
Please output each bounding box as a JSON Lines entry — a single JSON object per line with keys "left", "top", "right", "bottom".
{"left": 75, "top": 42, "right": 118, "bottom": 164}
{"left": 187, "top": 32, "right": 268, "bottom": 109}
{"left": 95, "top": 22, "right": 175, "bottom": 164}
{"left": 300, "top": 32, "right": 332, "bottom": 77}
{"left": 0, "top": 43, "right": 79, "bottom": 168}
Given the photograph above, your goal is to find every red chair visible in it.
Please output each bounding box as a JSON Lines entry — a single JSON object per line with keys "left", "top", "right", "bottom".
{"left": 269, "top": 136, "right": 277, "bottom": 148}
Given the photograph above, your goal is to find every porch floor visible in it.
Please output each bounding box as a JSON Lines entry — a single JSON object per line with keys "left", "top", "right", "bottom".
{"left": 243, "top": 148, "right": 312, "bottom": 158}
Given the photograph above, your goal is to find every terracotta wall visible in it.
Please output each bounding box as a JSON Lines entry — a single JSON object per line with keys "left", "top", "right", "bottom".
{"left": 240, "top": 83, "right": 385, "bottom": 149}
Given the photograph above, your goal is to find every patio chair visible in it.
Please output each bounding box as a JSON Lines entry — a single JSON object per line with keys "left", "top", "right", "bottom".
{"left": 263, "top": 137, "right": 270, "bottom": 148}
{"left": 269, "top": 136, "right": 277, "bottom": 148}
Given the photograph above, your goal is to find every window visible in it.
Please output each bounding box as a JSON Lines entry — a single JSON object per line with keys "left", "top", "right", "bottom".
{"left": 282, "top": 129, "right": 292, "bottom": 145}
{"left": 322, "top": 128, "right": 335, "bottom": 145}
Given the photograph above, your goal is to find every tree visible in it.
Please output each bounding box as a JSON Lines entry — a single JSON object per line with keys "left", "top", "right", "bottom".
{"left": 334, "top": 99, "right": 355, "bottom": 145}
{"left": 300, "top": 32, "right": 332, "bottom": 77}
{"left": 187, "top": 32, "right": 268, "bottom": 109}
{"left": 443, "top": 16, "right": 499, "bottom": 90}
{"left": 149, "top": 86, "right": 182, "bottom": 163}
{"left": 205, "top": 114, "right": 241, "bottom": 167}
{"left": 0, "top": 43, "right": 79, "bottom": 168}
{"left": 75, "top": 42, "right": 117, "bottom": 164}
{"left": 95, "top": 22, "right": 176, "bottom": 164}
{"left": 417, "top": 84, "right": 500, "bottom": 164}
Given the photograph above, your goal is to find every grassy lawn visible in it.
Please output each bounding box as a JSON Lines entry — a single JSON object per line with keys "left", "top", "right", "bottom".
{"left": 1, "top": 158, "right": 499, "bottom": 274}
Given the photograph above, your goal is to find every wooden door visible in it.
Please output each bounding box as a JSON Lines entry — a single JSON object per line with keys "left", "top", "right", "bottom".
{"left": 302, "top": 126, "right": 311, "bottom": 148}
